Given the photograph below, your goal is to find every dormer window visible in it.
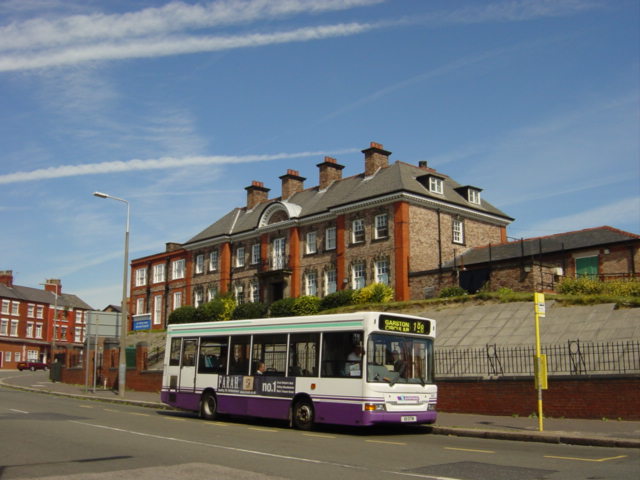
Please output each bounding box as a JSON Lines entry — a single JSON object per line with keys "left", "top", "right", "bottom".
{"left": 468, "top": 188, "right": 481, "bottom": 205}
{"left": 429, "top": 176, "right": 443, "bottom": 194}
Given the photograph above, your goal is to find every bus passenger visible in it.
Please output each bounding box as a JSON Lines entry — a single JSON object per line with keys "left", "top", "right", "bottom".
{"left": 255, "top": 361, "right": 266, "bottom": 375}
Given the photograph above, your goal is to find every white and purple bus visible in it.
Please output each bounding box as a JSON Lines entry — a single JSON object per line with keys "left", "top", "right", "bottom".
{"left": 161, "top": 311, "right": 437, "bottom": 429}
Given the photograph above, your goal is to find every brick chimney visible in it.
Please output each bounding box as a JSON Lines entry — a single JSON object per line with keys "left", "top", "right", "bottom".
{"left": 166, "top": 242, "right": 182, "bottom": 252}
{"left": 362, "top": 141, "right": 391, "bottom": 176}
{"left": 0, "top": 270, "right": 13, "bottom": 287}
{"left": 245, "top": 180, "right": 270, "bottom": 209}
{"left": 279, "top": 169, "right": 306, "bottom": 200}
{"left": 44, "top": 278, "right": 62, "bottom": 295}
{"left": 317, "top": 156, "right": 345, "bottom": 190}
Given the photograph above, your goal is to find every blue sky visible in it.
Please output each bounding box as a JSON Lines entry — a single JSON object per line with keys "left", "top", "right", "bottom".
{"left": 1, "top": 0, "right": 638, "bottom": 310}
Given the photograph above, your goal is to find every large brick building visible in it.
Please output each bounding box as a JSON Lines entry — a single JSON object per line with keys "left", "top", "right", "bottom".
{"left": 0, "top": 271, "right": 93, "bottom": 369}
{"left": 130, "top": 142, "right": 513, "bottom": 329}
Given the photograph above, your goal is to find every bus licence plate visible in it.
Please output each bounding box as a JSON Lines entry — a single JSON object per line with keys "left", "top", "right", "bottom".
{"left": 401, "top": 416, "right": 417, "bottom": 422}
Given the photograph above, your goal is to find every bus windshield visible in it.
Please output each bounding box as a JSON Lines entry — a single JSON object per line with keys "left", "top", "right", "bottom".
{"left": 366, "top": 333, "right": 433, "bottom": 385}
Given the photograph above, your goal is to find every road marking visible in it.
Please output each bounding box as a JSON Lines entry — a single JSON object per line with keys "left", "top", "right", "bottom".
{"left": 248, "top": 427, "right": 279, "bottom": 433}
{"left": 203, "top": 421, "right": 230, "bottom": 427}
{"left": 127, "top": 412, "right": 150, "bottom": 417}
{"left": 71, "top": 421, "right": 364, "bottom": 471}
{"left": 164, "top": 417, "right": 188, "bottom": 422}
{"left": 385, "top": 470, "right": 464, "bottom": 480}
{"left": 365, "top": 439, "right": 407, "bottom": 446}
{"left": 544, "top": 454, "right": 627, "bottom": 463}
{"left": 103, "top": 408, "right": 120, "bottom": 413}
{"left": 303, "top": 433, "right": 336, "bottom": 439}
{"left": 445, "top": 447, "right": 495, "bottom": 454}
{"left": 79, "top": 405, "right": 93, "bottom": 408}
{"left": 9, "top": 408, "right": 28, "bottom": 414}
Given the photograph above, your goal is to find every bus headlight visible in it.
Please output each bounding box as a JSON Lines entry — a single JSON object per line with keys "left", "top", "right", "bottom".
{"left": 427, "top": 403, "right": 436, "bottom": 411}
{"left": 364, "top": 403, "right": 386, "bottom": 412}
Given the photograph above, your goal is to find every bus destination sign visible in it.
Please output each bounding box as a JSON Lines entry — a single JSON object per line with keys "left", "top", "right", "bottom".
{"left": 379, "top": 315, "right": 431, "bottom": 335}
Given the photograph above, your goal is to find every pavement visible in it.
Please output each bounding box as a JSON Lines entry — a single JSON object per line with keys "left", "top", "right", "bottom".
{"left": 2, "top": 371, "right": 639, "bottom": 449}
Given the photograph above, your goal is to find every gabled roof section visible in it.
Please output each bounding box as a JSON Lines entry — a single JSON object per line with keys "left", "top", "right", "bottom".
{"left": 0, "top": 284, "right": 93, "bottom": 310}
{"left": 445, "top": 226, "right": 640, "bottom": 267}
{"left": 183, "top": 160, "right": 513, "bottom": 247}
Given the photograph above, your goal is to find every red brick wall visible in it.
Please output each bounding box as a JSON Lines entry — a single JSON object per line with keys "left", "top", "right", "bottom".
{"left": 437, "top": 376, "right": 640, "bottom": 420}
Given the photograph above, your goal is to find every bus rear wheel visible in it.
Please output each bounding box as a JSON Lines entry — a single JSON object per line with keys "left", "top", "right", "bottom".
{"left": 200, "top": 392, "right": 217, "bottom": 420}
{"left": 292, "top": 399, "right": 314, "bottom": 430}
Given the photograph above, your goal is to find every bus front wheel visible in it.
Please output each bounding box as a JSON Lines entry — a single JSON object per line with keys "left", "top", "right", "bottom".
{"left": 292, "top": 399, "right": 314, "bottom": 430}
{"left": 200, "top": 392, "right": 217, "bottom": 420}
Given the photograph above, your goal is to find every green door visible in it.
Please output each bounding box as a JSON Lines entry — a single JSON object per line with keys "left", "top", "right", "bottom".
{"left": 576, "top": 256, "right": 598, "bottom": 278}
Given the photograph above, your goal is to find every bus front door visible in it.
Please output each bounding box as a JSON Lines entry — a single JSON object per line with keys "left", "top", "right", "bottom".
{"left": 179, "top": 338, "right": 198, "bottom": 393}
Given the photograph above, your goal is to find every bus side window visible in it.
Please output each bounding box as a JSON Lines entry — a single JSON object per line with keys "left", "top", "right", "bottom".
{"left": 229, "top": 335, "right": 251, "bottom": 375}
{"left": 169, "top": 338, "right": 181, "bottom": 366}
{"left": 289, "top": 333, "right": 319, "bottom": 377}
{"left": 181, "top": 339, "right": 198, "bottom": 367}
{"left": 198, "top": 336, "right": 228, "bottom": 374}
{"left": 321, "top": 331, "right": 363, "bottom": 378}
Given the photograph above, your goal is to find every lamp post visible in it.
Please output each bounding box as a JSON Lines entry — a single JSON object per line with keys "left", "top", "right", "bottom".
{"left": 93, "top": 191, "right": 130, "bottom": 397}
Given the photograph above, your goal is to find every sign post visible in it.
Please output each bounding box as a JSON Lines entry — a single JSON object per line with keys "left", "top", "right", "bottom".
{"left": 533, "top": 292, "right": 547, "bottom": 431}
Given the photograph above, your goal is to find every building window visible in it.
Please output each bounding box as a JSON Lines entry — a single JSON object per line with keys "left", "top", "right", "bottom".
{"left": 207, "top": 286, "right": 218, "bottom": 302}
{"left": 28, "top": 304, "right": 35, "bottom": 318}
{"left": 194, "top": 290, "right": 203, "bottom": 308}
{"left": 153, "top": 264, "right": 165, "bottom": 283}
{"left": 136, "top": 298, "right": 145, "bottom": 315}
{"left": 468, "top": 188, "right": 481, "bottom": 204}
{"left": 325, "top": 226, "right": 336, "bottom": 251}
{"left": 305, "top": 271, "right": 317, "bottom": 296}
{"left": 27, "top": 349, "right": 38, "bottom": 361}
{"left": 352, "top": 219, "right": 365, "bottom": 243}
{"left": 453, "top": 219, "right": 464, "bottom": 244}
{"left": 26, "top": 322, "right": 34, "bottom": 338}
{"left": 209, "top": 250, "right": 219, "bottom": 271}
{"left": 250, "top": 281, "right": 259, "bottom": 303}
{"left": 135, "top": 268, "right": 147, "bottom": 286}
{"left": 153, "top": 295, "right": 163, "bottom": 325}
{"left": 11, "top": 301, "right": 19, "bottom": 316}
{"left": 1, "top": 300, "right": 9, "bottom": 315}
{"left": 74, "top": 327, "right": 83, "bottom": 343}
{"left": 173, "top": 291, "right": 182, "bottom": 310}
{"left": 36, "top": 305, "right": 44, "bottom": 319}
{"left": 4, "top": 352, "right": 10, "bottom": 362}
{"left": 10, "top": 320, "right": 18, "bottom": 337}
{"left": 172, "top": 259, "right": 185, "bottom": 279}
{"left": 352, "top": 261, "right": 366, "bottom": 290}
{"left": 35, "top": 323, "right": 43, "bottom": 338}
{"left": 325, "top": 268, "right": 337, "bottom": 295}
{"left": 375, "top": 259, "right": 390, "bottom": 285}
{"left": 236, "top": 247, "right": 245, "bottom": 268}
{"left": 234, "top": 284, "right": 245, "bottom": 304}
{"left": 429, "top": 176, "right": 443, "bottom": 194}
{"left": 195, "top": 254, "right": 205, "bottom": 274}
{"left": 374, "top": 213, "right": 388, "bottom": 239}
{"left": 75, "top": 310, "right": 84, "bottom": 324}
{"left": 14, "top": 352, "right": 21, "bottom": 362}
{"left": 306, "top": 231, "right": 317, "bottom": 254}
{"left": 251, "top": 244, "right": 261, "bottom": 265}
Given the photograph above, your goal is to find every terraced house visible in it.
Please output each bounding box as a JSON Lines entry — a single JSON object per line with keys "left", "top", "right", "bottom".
{"left": 130, "top": 142, "right": 513, "bottom": 329}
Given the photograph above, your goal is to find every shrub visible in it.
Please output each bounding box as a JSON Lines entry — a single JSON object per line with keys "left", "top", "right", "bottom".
{"left": 291, "top": 296, "right": 321, "bottom": 316}
{"left": 198, "top": 295, "right": 236, "bottom": 322}
{"left": 167, "top": 305, "right": 198, "bottom": 324}
{"left": 269, "top": 297, "right": 296, "bottom": 317}
{"left": 438, "top": 286, "right": 467, "bottom": 298}
{"left": 558, "top": 277, "right": 640, "bottom": 297}
{"left": 232, "top": 302, "right": 268, "bottom": 320}
{"left": 353, "top": 283, "right": 394, "bottom": 304}
{"left": 320, "top": 289, "right": 355, "bottom": 311}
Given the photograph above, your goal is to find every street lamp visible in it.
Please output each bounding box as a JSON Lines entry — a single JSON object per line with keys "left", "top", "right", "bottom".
{"left": 93, "top": 191, "right": 130, "bottom": 397}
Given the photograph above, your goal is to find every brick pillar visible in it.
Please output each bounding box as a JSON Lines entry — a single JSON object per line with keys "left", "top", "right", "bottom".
{"left": 394, "top": 201, "right": 410, "bottom": 301}
{"left": 336, "top": 215, "right": 346, "bottom": 289}
{"left": 289, "top": 227, "right": 300, "bottom": 298}
{"left": 136, "top": 341, "right": 148, "bottom": 371}
{"left": 220, "top": 241, "right": 232, "bottom": 294}
{"left": 103, "top": 338, "right": 119, "bottom": 389}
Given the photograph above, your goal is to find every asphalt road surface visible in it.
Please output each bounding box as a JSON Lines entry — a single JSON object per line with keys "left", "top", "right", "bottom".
{"left": 0, "top": 385, "right": 637, "bottom": 480}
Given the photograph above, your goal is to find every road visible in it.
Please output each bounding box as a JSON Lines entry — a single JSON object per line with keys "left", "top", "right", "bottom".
{"left": 0, "top": 384, "right": 637, "bottom": 480}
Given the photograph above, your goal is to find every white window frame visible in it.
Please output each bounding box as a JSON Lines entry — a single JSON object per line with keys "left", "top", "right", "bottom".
{"left": 173, "top": 291, "right": 183, "bottom": 310}
{"left": 172, "top": 259, "right": 186, "bottom": 280}
{"left": 10, "top": 319, "right": 18, "bottom": 337}
{"left": 375, "top": 259, "right": 390, "bottom": 285}
{"left": 468, "top": 188, "right": 481, "bottom": 204}
{"left": 325, "top": 226, "right": 336, "bottom": 251}
{"left": 27, "top": 304, "right": 35, "bottom": 318}
{"left": 352, "top": 262, "right": 366, "bottom": 290}
{"left": 35, "top": 323, "right": 43, "bottom": 339}
{"left": 136, "top": 298, "right": 145, "bottom": 315}
{"left": 325, "top": 268, "right": 337, "bottom": 295}
{"left": 251, "top": 244, "right": 261, "bottom": 265}
{"left": 74, "top": 327, "right": 83, "bottom": 343}
{"left": 453, "top": 219, "right": 464, "bottom": 244}
{"left": 153, "top": 295, "right": 163, "bottom": 325}
{"left": 195, "top": 254, "right": 205, "bottom": 274}
{"left": 26, "top": 321, "right": 34, "bottom": 338}
{"left": 207, "top": 286, "right": 218, "bottom": 302}
{"left": 14, "top": 352, "right": 21, "bottom": 362}
{"left": 4, "top": 351, "right": 10, "bottom": 362}
{"left": 135, "top": 268, "right": 147, "bottom": 287}
{"left": 209, "top": 250, "right": 218, "bottom": 271}
{"left": 36, "top": 305, "right": 44, "bottom": 319}
{"left": 429, "top": 176, "right": 444, "bottom": 194}
{"left": 11, "top": 301, "right": 19, "bottom": 316}
{"left": 306, "top": 231, "right": 317, "bottom": 254}
{"left": 305, "top": 271, "right": 317, "bottom": 296}
{"left": 236, "top": 247, "right": 245, "bottom": 268}
{"left": 250, "top": 281, "right": 259, "bottom": 303}
{"left": 352, "top": 219, "right": 365, "bottom": 243}
{"left": 153, "top": 264, "right": 165, "bottom": 283}
{"left": 1, "top": 300, "right": 9, "bottom": 315}
{"left": 194, "top": 290, "right": 203, "bottom": 308}
{"left": 234, "top": 284, "right": 245, "bottom": 304}
{"left": 374, "top": 213, "right": 388, "bottom": 239}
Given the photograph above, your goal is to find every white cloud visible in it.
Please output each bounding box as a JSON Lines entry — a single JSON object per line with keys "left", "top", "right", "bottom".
{"left": 0, "top": 148, "right": 358, "bottom": 184}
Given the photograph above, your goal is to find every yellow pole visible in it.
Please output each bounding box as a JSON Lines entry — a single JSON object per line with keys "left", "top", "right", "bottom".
{"left": 534, "top": 292, "right": 545, "bottom": 432}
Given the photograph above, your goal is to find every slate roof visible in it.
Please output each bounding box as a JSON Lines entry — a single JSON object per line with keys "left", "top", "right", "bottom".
{"left": 185, "top": 161, "right": 513, "bottom": 247}
{"left": 444, "top": 226, "right": 640, "bottom": 268}
{"left": 0, "top": 283, "right": 93, "bottom": 310}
